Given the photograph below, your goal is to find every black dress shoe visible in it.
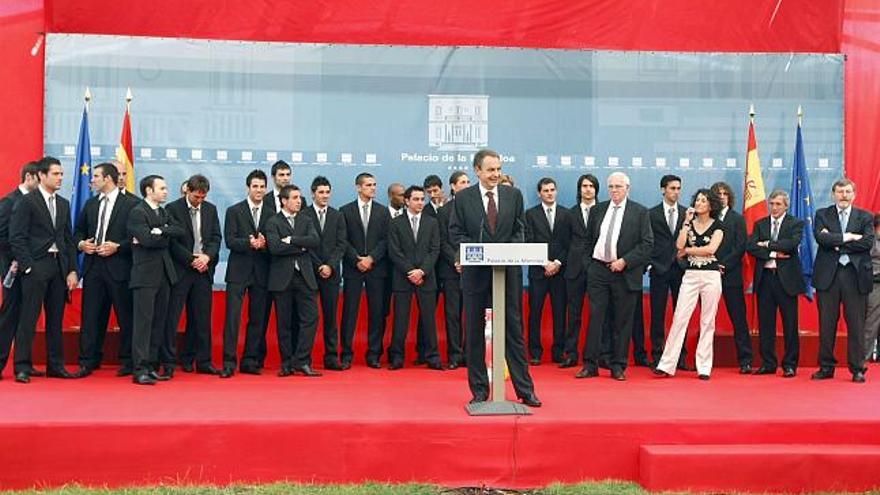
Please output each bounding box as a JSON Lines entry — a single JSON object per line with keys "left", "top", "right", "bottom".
{"left": 388, "top": 362, "right": 404, "bottom": 370}
{"left": 133, "top": 374, "right": 156, "bottom": 385}
{"left": 117, "top": 367, "right": 133, "bottom": 377}
{"left": 413, "top": 358, "right": 427, "bottom": 366}
{"left": 196, "top": 365, "right": 220, "bottom": 375}
{"left": 853, "top": 371, "right": 866, "bottom": 383}
{"left": 447, "top": 361, "right": 460, "bottom": 370}
{"left": 521, "top": 394, "right": 542, "bottom": 407}
{"left": 340, "top": 361, "right": 352, "bottom": 371}
{"left": 27, "top": 368, "right": 45, "bottom": 377}
{"left": 293, "top": 365, "right": 323, "bottom": 377}
{"left": 754, "top": 366, "right": 776, "bottom": 375}
{"left": 14, "top": 371, "right": 30, "bottom": 383}
{"left": 219, "top": 367, "right": 235, "bottom": 379}
{"left": 559, "top": 357, "right": 578, "bottom": 369}
{"left": 180, "top": 363, "right": 195, "bottom": 373}
{"left": 469, "top": 395, "right": 488, "bottom": 404}
{"left": 427, "top": 361, "right": 445, "bottom": 371}
{"left": 239, "top": 366, "right": 261, "bottom": 375}
{"left": 811, "top": 368, "right": 834, "bottom": 380}
{"left": 739, "top": 364, "right": 753, "bottom": 374}
{"left": 652, "top": 368, "right": 672, "bottom": 377}
{"left": 278, "top": 367, "right": 294, "bottom": 377}
{"left": 575, "top": 367, "right": 599, "bottom": 379}
{"left": 75, "top": 367, "right": 93, "bottom": 378}
{"left": 47, "top": 368, "right": 77, "bottom": 379}
{"left": 698, "top": 374, "right": 710, "bottom": 381}
{"left": 782, "top": 367, "right": 796, "bottom": 378}
{"left": 611, "top": 369, "right": 626, "bottom": 381}
{"left": 366, "top": 360, "right": 382, "bottom": 369}
{"left": 160, "top": 367, "right": 174, "bottom": 379}
{"left": 148, "top": 371, "right": 170, "bottom": 382}
{"left": 529, "top": 358, "right": 541, "bottom": 366}
{"left": 324, "top": 362, "right": 343, "bottom": 371}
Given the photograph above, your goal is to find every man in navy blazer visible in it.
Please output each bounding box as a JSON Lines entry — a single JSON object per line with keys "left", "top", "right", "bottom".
{"left": 812, "top": 178, "right": 874, "bottom": 383}
{"left": 449, "top": 149, "right": 540, "bottom": 407}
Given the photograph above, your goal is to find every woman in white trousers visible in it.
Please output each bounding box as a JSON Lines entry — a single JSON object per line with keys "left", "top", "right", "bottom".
{"left": 654, "top": 189, "right": 724, "bottom": 380}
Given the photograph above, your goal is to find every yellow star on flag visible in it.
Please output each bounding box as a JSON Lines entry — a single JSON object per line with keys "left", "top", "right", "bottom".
{"left": 80, "top": 162, "right": 89, "bottom": 175}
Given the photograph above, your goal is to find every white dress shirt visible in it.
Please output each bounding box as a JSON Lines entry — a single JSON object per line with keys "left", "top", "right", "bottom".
{"left": 593, "top": 198, "right": 628, "bottom": 262}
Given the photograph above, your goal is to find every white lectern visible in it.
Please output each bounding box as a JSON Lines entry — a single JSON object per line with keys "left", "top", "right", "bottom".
{"left": 460, "top": 242, "right": 548, "bottom": 416}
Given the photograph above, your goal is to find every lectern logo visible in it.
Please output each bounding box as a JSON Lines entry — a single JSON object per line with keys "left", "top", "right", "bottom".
{"left": 465, "top": 245, "right": 485, "bottom": 263}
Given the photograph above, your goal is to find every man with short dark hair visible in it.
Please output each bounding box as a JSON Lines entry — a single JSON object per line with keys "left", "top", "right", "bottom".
{"left": 164, "top": 174, "right": 222, "bottom": 376}
{"left": 128, "top": 175, "right": 185, "bottom": 385}
{"left": 0, "top": 161, "right": 40, "bottom": 379}
{"left": 339, "top": 173, "right": 391, "bottom": 368}
{"left": 388, "top": 185, "right": 443, "bottom": 370}
{"left": 266, "top": 160, "right": 292, "bottom": 214}
{"left": 813, "top": 178, "right": 874, "bottom": 383}
{"left": 220, "top": 170, "right": 274, "bottom": 378}
{"left": 74, "top": 162, "right": 139, "bottom": 377}
{"left": 646, "top": 174, "right": 687, "bottom": 368}
{"left": 422, "top": 174, "right": 444, "bottom": 218}
{"left": 9, "top": 157, "right": 80, "bottom": 383}
{"left": 525, "top": 177, "right": 571, "bottom": 365}
{"left": 300, "top": 176, "right": 347, "bottom": 371}
{"left": 450, "top": 148, "right": 540, "bottom": 407}
{"left": 265, "top": 184, "right": 321, "bottom": 376}
{"left": 437, "top": 171, "right": 470, "bottom": 369}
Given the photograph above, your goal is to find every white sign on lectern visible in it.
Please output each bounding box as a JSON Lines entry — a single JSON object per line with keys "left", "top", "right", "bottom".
{"left": 459, "top": 243, "right": 547, "bottom": 416}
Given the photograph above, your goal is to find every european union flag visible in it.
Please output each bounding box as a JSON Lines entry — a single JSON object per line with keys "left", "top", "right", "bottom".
{"left": 71, "top": 105, "right": 93, "bottom": 272}
{"left": 790, "top": 119, "right": 816, "bottom": 301}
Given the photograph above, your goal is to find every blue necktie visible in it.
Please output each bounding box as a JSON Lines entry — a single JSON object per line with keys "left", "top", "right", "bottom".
{"left": 839, "top": 209, "right": 850, "bottom": 266}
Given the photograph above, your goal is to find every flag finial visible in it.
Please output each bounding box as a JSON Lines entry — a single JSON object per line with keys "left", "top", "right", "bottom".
{"left": 749, "top": 103, "right": 755, "bottom": 120}
{"left": 84, "top": 87, "right": 92, "bottom": 112}
{"left": 126, "top": 87, "right": 133, "bottom": 102}
{"left": 797, "top": 105, "right": 803, "bottom": 126}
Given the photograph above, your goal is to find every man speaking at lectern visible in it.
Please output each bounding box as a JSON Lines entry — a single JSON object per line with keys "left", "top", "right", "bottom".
{"left": 449, "top": 149, "right": 541, "bottom": 407}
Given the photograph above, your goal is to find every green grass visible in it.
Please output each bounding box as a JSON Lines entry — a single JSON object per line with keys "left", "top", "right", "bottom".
{"left": 3, "top": 482, "right": 880, "bottom": 495}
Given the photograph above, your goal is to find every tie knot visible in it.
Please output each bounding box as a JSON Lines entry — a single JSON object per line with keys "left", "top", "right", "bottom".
{"left": 669, "top": 207, "right": 675, "bottom": 214}
{"left": 547, "top": 207, "right": 553, "bottom": 214}
{"left": 190, "top": 206, "right": 199, "bottom": 214}
{"left": 486, "top": 191, "right": 494, "bottom": 199}
{"left": 100, "top": 195, "right": 108, "bottom": 202}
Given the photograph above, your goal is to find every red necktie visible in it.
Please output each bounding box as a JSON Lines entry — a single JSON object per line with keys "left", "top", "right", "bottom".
{"left": 486, "top": 191, "right": 497, "bottom": 234}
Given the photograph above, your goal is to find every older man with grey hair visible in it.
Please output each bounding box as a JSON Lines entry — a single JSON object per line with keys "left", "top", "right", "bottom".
{"left": 576, "top": 171, "right": 653, "bottom": 381}
{"left": 747, "top": 189, "right": 806, "bottom": 378}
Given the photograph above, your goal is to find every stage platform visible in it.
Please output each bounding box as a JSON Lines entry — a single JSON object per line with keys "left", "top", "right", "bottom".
{"left": 2, "top": 363, "right": 880, "bottom": 493}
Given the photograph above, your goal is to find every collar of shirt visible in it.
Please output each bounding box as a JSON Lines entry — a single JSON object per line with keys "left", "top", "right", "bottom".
{"left": 720, "top": 206, "right": 729, "bottom": 219}
{"left": 610, "top": 197, "right": 628, "bottom": 210}
{"left": 247, "top": 197, "right": 263, "bottom": 211}
{"left": 478, "top": 183, "right": 498, "bottom": 199}
{"left": 38, "top": 184, "right": 55, "bottom": 202}
{"left": 581, "top": 200, "right": 595, "bottom": 211}
{"left": 771, "top": 213, "right": 786, "bottom": 223}
{"left": 542, "top": 202, "right": 557, "bottom": 211}
{"left": 313, "top": 204, "right": 327, "bottom": 216}
{"left": 144, "top": 198, "right": 161, "bottom": 211}
{"left": 663, "top": 200, "right": 678, "bottom": 211}
{"left": 101, "top": 187, "right": 119, "bottom": 204}
{"left": 358, "top": 197, "right": 373, "bottom": 211}
{"left": 18, "top": 184, "right": 29, "bottom": 195}
{"left": 407, "top": 211, "right": 421, "bottom": 223}
{"left": 186, "top": 198, "right": 201, "bottom": 211}
{"left": 838, "top": 205, "right": 852, "bottom": 217}
{"left": 283, "top": 211, "right": 297, "bottom": 222}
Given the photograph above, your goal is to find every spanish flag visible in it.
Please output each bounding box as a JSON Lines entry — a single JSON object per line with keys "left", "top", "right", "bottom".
{"left": 115, "top": 90, "right": 135, "bottom": 193}
{"left": 742, "top": 108, "right": 769, "bottom": 307}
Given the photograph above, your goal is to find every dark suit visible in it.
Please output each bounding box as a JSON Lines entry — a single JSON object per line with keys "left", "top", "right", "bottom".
{"left": 646, "top": 203, "right": 687, "bottom": 364}
{"left": 449, "top": 184, "right": 535, "bottom": 401}
{"left": 717, "top": 208, "right": 753, "bottom": 367}
{"left": 813, "top": 204, "right": 874, "bottom": 374}
{"left": 0, "top": 187, "right": 26, "bottom": 373}
{"left": 128, "top": 200, "right": 185, "bottom": 376}
{"left": 563, "top": 203, "right": 592, "bottom": 362}
{"left": 265, "top": 211, "right": 320, "bottom": 368}
{"left": 339, "top": 199, "right": 391, "bottom": 365}
{"left": 301, "top": 204, "right": 346, "bottom": 368}
{"left": 163, "top": 197, "right": 222, "bottom": 370}
{"left": 221, "top": 199, "right": 273, "bottom": 371}
{"left": 747, "top": 214, "right": 806, "bottom": 370}
{"left": 582, "top": 198, "right": 653, "bottom": 373}
{"left": 74, "top": 190, "right": 139, "bottom": 371}
{"left": 388, "top": 212, "right": 441, "bottom": 366}
{"left": 437, "top": 199, "right": 465, "bottom": 365}
{"left": 525, "top": 203, "right": 570, "bottom": 363}
{"left": 9, "top": 188, "right": 78, "bottom": 373}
